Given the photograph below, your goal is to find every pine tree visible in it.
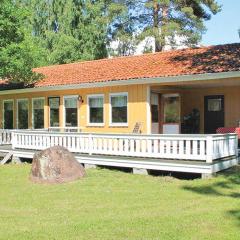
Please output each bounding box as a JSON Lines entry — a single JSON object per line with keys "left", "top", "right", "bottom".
{"left": 15, "top": 0, "right": 110, "bottom": 64}
{"left": 110, "top": 0, "right": 221, "bottom": 53}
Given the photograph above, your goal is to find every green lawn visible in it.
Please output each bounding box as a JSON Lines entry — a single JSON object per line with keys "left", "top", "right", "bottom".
{"left": 0, "top": 165, "right": 240, "bottom": 240}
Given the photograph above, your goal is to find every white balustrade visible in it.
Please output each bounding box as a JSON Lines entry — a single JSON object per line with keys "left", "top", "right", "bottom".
{"left": 10, "top": 130, "right": 238, "bottom": 163}
{"left": 0, "top": 130, "right": 12, "bottom": 145}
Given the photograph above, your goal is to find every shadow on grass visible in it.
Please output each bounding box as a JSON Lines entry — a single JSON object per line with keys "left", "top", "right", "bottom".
{"left": 182, "top": 166, "right": 240, "bottom": 224}
{"left": 183, "top": 166, "right": 240, "bottom": 198}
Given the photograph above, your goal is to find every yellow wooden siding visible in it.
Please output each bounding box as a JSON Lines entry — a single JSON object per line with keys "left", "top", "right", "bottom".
{"left": 181, "top": 86, "right": 240, "bottom": 133}
{"left": 0, "top": 84, "right": 149, "bottom": 133}
{"left": 2, "top": 80, "right": 240, "bottom": 134}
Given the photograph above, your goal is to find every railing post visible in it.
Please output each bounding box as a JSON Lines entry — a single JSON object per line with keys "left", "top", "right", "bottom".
{"left": 235, "top": 134, "right": 238, "bottom": 158}
{"left": 8, "top": 131, "right": 10, "bottom": 143}
{"left": 206, "top": 136, "right": 213, "bottom": 163}
{"left": 11, "top": 131, "right": 16, "bottom": 149}
{"left": 89, "top": 134, "right": 93, "bottom": 155}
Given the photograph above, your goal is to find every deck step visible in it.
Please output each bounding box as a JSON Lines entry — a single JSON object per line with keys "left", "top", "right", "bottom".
{"left": 0, "top": 152, "right": 13, "bottom": 165}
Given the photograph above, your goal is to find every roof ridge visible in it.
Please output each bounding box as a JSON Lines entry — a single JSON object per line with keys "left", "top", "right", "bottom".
{"left": 33, "top": 42, "right": 240, "bottom": 71}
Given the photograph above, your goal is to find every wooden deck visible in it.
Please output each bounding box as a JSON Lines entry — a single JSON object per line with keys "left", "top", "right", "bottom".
{"left": 0, "top": 144, "right": 238, "bottom": 178}
{"left": 1, "top": 130, "right": 239, "bottom": 178}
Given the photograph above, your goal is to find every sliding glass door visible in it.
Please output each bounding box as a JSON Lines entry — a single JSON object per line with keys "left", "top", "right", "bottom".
{"left": 49, "top": 97, "right": 60, "bottom": 127}
{"left": 32, "top": 98, "right": 45, "bottom": 129}
{"left": 3, "top": 100, "right": 14, "bottom": 129}
{"left": 17, "top": 99, "right": 29, "bottom": 129}
{"left": 151, "top": 93, "right": 159, "bottom": 134}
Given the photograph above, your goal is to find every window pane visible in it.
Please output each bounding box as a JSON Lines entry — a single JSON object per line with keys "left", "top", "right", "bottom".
{"left": 89, "top": 97, "right": 103, "bottom": 108}
{"left": 163, "top": 96, "right": 180, "bottom": 123}
{"left": 65, "top": 97, "right": 78, "bottom": 127}
{"left": 151, "top": 105, "right": 159, "bottom": 123}
{"left": 49, "top": 97, "right": 60, "bottom": 127}
{"left": 111, "top": 95, "right": 127, "bottom": 107}
{"left": 33, "top": 99, "right": 44, "bottom": 129}
{"left": 49, "top": 98, "right": 60, "bottom": 109}
{"left": 3, "top": 101, "right": 13, "bottom": 129}
{"left": 65, "top": 98, "right": 77, "bottom": 108}
{"left": 208, "top": 99, "right": 221, "bottom": 112}
{"left": 89, "top": 96, "right": 103, "bottom": 123}
{"left": 65, "top": 108, "right": 77, "bottom": 127}
{"left": 50, "top": 109, "right": 59, "bottom": 127}
{"left": 111, "top": 95, "right": 127, "bottom": 124}
{"left": 90, "top": 108, "right": 103, "bottom": 123}
{"left": 18, "top": 100, "right": 29, "bottom": 129}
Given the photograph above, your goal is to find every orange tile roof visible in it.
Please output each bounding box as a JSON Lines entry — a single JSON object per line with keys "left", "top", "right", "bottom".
{"left": 1, "top": 43, "right": 240, "bottom": 90}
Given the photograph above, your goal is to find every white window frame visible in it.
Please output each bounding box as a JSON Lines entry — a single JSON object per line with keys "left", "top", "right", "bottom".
{"left": 2, "top": 99, "right": 14, "bottom": 129}
{"left": 63, "top": 95, "right": 79, "bottom": 128}
{"left": 109, "top": 92, "right": 128, "bottom": 127}
{"left": 87, "top": 94, "right": 105, "bottom": 127}
{"left": 17, "top": 98, "right": 29, "bottom": 129}
{"left": 32, "top": 97, "right": 45, "bottom": 129}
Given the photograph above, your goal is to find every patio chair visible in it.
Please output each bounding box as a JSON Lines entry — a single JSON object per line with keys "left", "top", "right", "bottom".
{"left": 132, "top": 122, "right": 142, "bottom": 134}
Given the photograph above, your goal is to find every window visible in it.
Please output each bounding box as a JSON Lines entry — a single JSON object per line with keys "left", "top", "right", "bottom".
{"left": 88, "top": 95, "right": 104, "bottom": 125}
{"left": 110, "top": 93, "right": 128, "bottom": 125}
{"left": 3, "top": 100, "right": 14, "bottom": 129}
{"left": 208, "top": 99, "right": 222, "bottom": 112}
{"left": 17, "top": 99, "right": 29, "bottom": 129}
{"left": 49, "top": 97, "right": 60, "bottom": 127}
{"left": 32, "top": 98, "right": 44, "bottom": 129}
{"left": 163, "top": 95, "right": 180, "bottom": 124}
{"left": 151, "top": 93, "right": 159, "bottom": 123}
{"left": 64, "top": 96, "right": 78, "bottom": 127}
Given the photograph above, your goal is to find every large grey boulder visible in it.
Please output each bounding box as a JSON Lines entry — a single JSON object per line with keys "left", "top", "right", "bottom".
{"left": 30, "top": 146, "right": 86, "bottom": 184}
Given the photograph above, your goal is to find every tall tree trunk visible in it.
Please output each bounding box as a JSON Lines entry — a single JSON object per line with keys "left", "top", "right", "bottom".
{"left": 153, "top": 0, "right": 162, "bottom": 52}
{"left": 153, "top": 0, "right": 169, "bottom": 52}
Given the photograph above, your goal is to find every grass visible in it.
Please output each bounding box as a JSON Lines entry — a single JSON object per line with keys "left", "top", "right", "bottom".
{"left": 0, "top": 165, "right": 240, "bottom": 240}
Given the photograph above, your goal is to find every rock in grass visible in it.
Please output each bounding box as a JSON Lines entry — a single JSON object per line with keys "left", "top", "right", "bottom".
{"left": 30, "top": 146, "right": 86, "bottom": 184}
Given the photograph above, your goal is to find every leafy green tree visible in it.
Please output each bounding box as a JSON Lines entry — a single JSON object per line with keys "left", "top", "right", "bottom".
{"left": 44, "top": 32, "right": 81, "bottom": 64}
{"left": 0, "top": 0, "right": 45, "bottom": 84}
{"left": 16, "top": 0, "right": 110, "bottom": 64}
{"left": 107, "top": 0, "right": 138, "bottom": 56}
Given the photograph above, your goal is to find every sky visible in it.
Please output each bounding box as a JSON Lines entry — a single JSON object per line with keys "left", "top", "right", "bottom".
{"left": 201, "top": 0, "right": 240, "bottom": 46}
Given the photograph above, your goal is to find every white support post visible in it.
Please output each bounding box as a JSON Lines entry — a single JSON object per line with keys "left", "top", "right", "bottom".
{"left": 201, "top": 173, "right": 214, "bottom": 179}
{"left": 146, "top": 85, "right": 151, "bottom": 134}
{"left": 206, "top": 136, "right": 213, "bottom": 163}
{"left": 11, "top": 132, "right": 16, "bottom": 149}
{"left": 133, "top": 168, "right": 149, "bottom": 175}
{"left": 84, "top": 163, "right": 97, "bottom": 169}
{"left": 89, "top": 134, "right": 93, "bottom": 155}
{"left": 235, "top": 135, "right": 238, "bottom": 159}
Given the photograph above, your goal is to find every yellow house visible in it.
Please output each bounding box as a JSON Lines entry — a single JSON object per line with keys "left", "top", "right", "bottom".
{"left": 0, "top": 43, "right": 240, "bottom": 135}
{"left": 1, "top": 43, "right": 240, "bottom": 177}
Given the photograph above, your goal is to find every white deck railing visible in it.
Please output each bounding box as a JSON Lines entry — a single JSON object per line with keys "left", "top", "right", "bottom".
{"left": 11, "top": 130, "right": 238, "bottom": 163}
{"left": 0, "top": 130, "right": 12, "bottom": 145}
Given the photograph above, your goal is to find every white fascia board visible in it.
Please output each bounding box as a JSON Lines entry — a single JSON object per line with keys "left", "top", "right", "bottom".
{"left": 0, "top": 71, "right": 240, "bottom": 96}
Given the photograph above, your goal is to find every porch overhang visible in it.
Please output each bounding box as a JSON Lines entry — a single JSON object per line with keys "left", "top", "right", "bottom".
{"left": 0, "top": 71, "right": 240, "bottom": 95}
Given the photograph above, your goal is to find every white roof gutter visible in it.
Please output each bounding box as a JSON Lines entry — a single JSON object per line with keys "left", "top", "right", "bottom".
{"left": 0, "top": 71, "right": 240, "bottom": 96}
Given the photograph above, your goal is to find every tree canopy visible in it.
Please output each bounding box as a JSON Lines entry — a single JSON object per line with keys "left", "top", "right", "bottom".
{"left": 110, "top": 0, "right": 221, "bottom": 54}
{"left": 0, "top": 0, "right": 45, "bottom": 84}
{"left": 0, "top": 0, "right": 221, "bottom": 84}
